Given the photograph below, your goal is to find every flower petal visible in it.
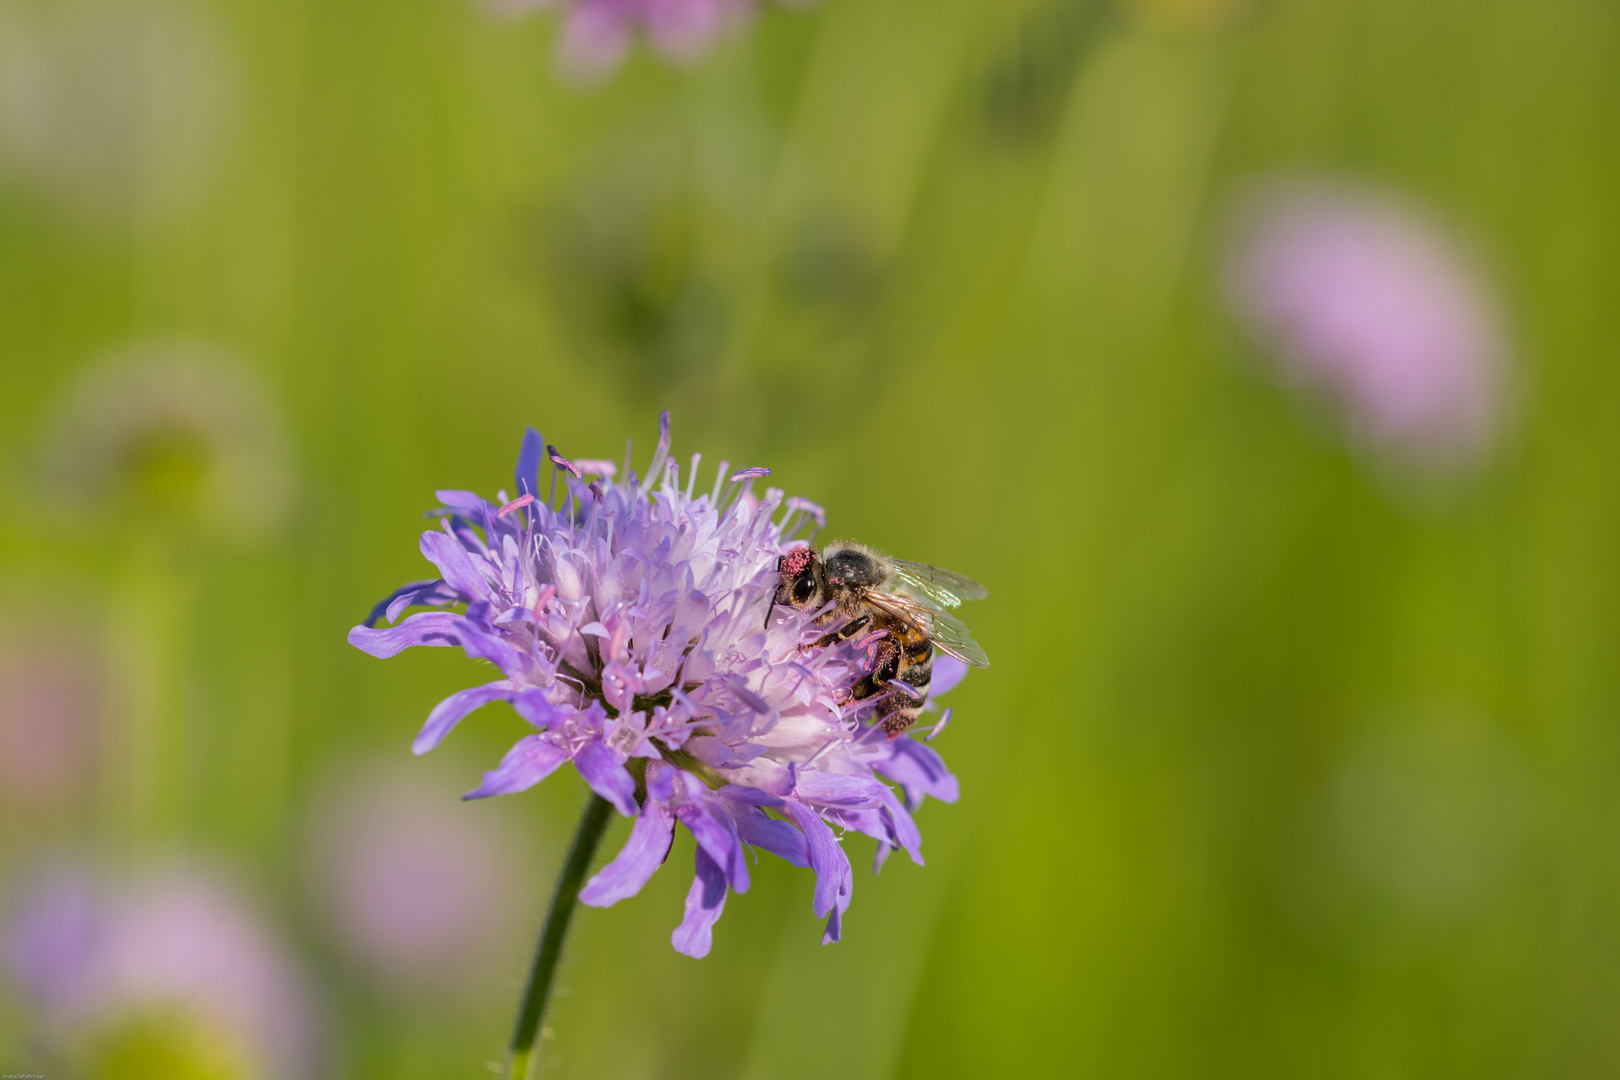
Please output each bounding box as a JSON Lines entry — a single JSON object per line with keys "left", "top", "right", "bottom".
{"left": 413, "top": 681, "right": 515, "bottom": 754}
{"left": 675, "top": 789, "right": 749, "bottom": 894}
{"left": 508, "top": 689, "right": 565, "bottom": 730}
{"left": 794, "top": 771, "right": 887, "bottom": 808}
{"left": 347, "top": 612, "right": 462, "bottom": 658}
{"left": 670, "top": 846, "right": 728, "bottom": 959}
{"left": 729, "top": 803, "right": 809, "bottom": 867}
{"left": 875, "top": 786, "right": 923, "bottom": 865}
{"left": 878, "top": 739, "right": 960, "bottom": 810}
{"left": 580, "top": 798, "right": 676, "bottom": 907}
{"left": 420, "top": 529, "right": 492, "bottom": 602}
{"left": 783, "top": 801, "right": 851, "bottom": 923}
{"left": 443, "top": 617, "right": 529, "bottom": 680}
{"left": 574, "top": 739, "right": 638, "bottom": 817}
{"left": 930, "top": 653, "right": 969, "bottom": 697}
{"left": 515, "top": 427, "right": 545, "bottom": 500}
{"left": 463, "top": 735, "right": 569, "bottom": 799}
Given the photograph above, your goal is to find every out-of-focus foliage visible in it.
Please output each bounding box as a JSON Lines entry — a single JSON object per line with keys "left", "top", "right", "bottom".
{"left": 2, "top": 0, "right": 1618, "bottom": 1076}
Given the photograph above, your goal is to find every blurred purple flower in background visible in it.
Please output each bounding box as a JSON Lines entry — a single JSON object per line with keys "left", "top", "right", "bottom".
{"left": 1225, "top": 178, "right": 1509, "bottom": 469}
{"left": 486, "top": 0, "right": 795, "bottom": 78}
{"left": 349, "top": 415, "right": 963, "bottom": 957}
{"left": 309, "top": 764, "right": 519, "bottom": 984}
{"left": 2, "top": 863, "right": 314, "bottom": 1078}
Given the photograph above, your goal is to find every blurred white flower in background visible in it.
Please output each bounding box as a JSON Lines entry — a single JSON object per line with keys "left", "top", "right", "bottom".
{"left": 306, "top": 763, "right": 524, "bottom": 987}
{"left": 39, "top": 340, "right": 294, "bottom": 541}
{"left": 1225, "top": 178, "right": 1510, "bottom": 472}
{"left": 0, "top": 0, "right": 236, "bottom": 224}
{"left": 2, "top": 862, "right": 316, "bottom": 1079}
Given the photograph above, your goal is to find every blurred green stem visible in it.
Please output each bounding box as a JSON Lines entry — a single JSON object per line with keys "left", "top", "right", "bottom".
{"left": 506, "top": 792, "right": 614, "bottom": 1080}
{"left": 107, "top": 535, "right": 191, "bottom": 853}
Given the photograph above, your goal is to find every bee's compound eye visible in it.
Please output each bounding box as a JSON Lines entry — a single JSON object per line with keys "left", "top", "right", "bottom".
{"left": 792, "top": 575, "right": 816, "bottom": 605}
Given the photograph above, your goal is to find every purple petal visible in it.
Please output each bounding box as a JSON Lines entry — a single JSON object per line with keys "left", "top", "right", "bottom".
{"left": 794, "top": 771, "right": 887, "bottom": 807}
{"left": 443, "top": 618, "right": 529, "bottom": 680}
{"left": 363, "top": 579, "right": 439, "bottom": 628}
{"left": 675, "top": 793, "right": 749, "bottom": 894}
{"left": 728, "top": 467, "right": 771, "bottom": 482}
{"left": 508, "top": 689, "right": 565, "bottom": 730}
{"left": 822, "top": 905, "right": 842, "bottom": 946}
{"left": 347, "top": 612, "right": 462, "bottom": 658}
{"left": 716, "top": 784, "right": 783, "bottom": 807}
{"left": 671, "top": 846, "right": 728, "bottom": 959}
{"left": 420, "top": 529, "right": 491, "bottom": 602}
{"left": 783, "top": 801, "right": 851, "bottom": 922}
{"left": 574, "top": 739, "right": 638, "bottom": 816}
{"left": 729, "top": 804, "right": 809, "bottom": 867}
{"left": 463, "top": 735, "right": 569, "bottom": 798}
{"left": 873, "top": 841, "right": 893, "bottom": 876}
{"left": 384, "top": 580, "right": 457, "bottom": 625}
{"left": 875, "top": 786, "right": 923, "bottom": 865}
{"left": 413, "top": 681, "right": 515, "bottom": 754}
{"left": 435, "top": 490, "right": 488, "bottom": 511}
{"left": 580, "top": 798, "right": 676, "bottom": 907}
{"left": 930, "top": 653, "right": 969, "bottom": 697}
{"left": 515, "top": 427, "right": 545, "bottom": 499}
{"left": 878, "top": 739, "right": 960, "bottom": 810}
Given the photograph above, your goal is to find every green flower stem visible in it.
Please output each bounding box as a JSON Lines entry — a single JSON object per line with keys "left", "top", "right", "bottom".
{"left": 505, "top": 791, "right": 614, "bottom": 1080}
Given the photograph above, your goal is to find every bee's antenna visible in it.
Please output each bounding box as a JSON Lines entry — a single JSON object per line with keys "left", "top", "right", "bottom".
{"left": 764, "top": 596, "right": 776, "bottom": 630}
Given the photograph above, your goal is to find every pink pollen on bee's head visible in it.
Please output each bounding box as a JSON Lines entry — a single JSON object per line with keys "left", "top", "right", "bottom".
{"left": 778, "top": 547, "right": 814, "bottom": 578}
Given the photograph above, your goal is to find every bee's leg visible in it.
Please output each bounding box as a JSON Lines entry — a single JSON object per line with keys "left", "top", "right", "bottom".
{"left": 811, "top": 614, "right": 870, "bottom": 650}
{"left": 848, "top": 638, "right": 901, "bottom": 704}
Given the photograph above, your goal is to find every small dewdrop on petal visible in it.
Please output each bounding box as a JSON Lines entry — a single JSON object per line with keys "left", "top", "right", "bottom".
{"left": 349, "top": 414, "right": 967, "bottom": 956}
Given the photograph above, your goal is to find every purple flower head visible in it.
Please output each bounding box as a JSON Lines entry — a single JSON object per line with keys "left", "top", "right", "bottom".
{"left": 2, "top": 863, "right": 314, "bottom": 1078}
{"left": 1225, "top": 178, "right": 1508, "bottom": 469}
{"left": 349, "top": 414, "right": 965, "bottom": 957}
{"left": 486, "top": 0, "right": 796, "bottom": 80}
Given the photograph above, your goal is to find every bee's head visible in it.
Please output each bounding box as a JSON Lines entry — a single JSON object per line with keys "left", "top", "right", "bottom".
{"left": 768, "top": 546, "right": 825, "bottom": 625}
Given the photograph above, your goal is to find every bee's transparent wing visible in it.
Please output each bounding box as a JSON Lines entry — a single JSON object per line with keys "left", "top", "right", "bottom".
{"left": 890, "top": 560, "right": 989, "bottom": 608}
{"left": 865, "top": 590, "right": 991, "bottom": 669}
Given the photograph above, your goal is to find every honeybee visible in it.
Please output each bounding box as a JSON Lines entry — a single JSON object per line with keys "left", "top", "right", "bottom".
{"left": 768, "top": 541, "right": 989, "bottom": 738}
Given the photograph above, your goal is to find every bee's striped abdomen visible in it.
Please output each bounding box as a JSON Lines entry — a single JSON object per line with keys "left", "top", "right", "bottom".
{"left": 843, "top": 613, "right": 934, "bottom": 738}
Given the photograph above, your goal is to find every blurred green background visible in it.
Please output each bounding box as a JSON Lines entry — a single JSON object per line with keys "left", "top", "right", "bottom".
{"left": 3, "top": 0, "right": 1619, "bottom": 1076}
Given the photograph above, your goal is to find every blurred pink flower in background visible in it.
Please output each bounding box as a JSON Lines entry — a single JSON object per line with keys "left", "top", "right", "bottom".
{"left": 1225, "top": 178, "right": 1509, "bottom": 469}
{"left": 485, "top": 0, "right": 794, "bottom": 78}
{"left": 0, "top": 631, "right": 98, "bottom": 809}
{"left": 308, "top": 765, "right": 521, "bottom": 985}
{"left": 2, "top": 863, "right": 314, "bottom": 1078}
